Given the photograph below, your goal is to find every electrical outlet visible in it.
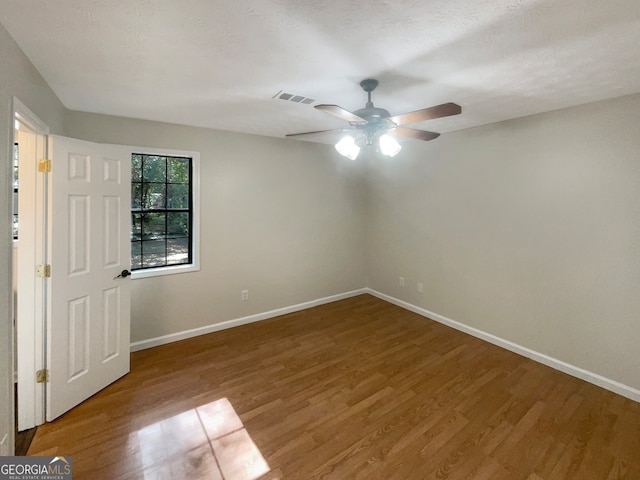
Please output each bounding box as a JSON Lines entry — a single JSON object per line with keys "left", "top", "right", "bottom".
{"left": 399, "top": 277, "right": 405, "bottom": 287}
{"left": 417, "top": 283, "right": 424, "bottom": 293}
{"left": 241, "top": 290, "right": 249, "bottom": 301}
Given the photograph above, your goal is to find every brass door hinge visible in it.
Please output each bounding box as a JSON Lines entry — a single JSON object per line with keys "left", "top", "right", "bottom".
{"left": 36, "top": 264, "right": 51, "bottom": 278}
{"left": 38, "top": 158, "right": 51, "bottom": 173}
{"left": 36, "top": 369, "right": 49, "bottom": 383}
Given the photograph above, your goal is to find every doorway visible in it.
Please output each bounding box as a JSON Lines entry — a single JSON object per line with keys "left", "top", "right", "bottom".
{"left": 12, "top": 99, "right": 50, "bottom": 456}
{"left": 13, "top": 98, "right": 49, "bottom": 437}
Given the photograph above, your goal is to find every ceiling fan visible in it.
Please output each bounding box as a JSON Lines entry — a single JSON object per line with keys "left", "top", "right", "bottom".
{"left": 286, "top": 79, "right": 462, "bottom": 159}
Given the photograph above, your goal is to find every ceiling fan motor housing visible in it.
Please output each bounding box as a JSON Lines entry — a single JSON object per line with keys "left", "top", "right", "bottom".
{"left": 353, "top": 107, "right": 391, "bottom": 120}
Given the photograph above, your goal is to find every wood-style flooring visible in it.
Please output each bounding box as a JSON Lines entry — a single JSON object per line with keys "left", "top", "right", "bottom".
{"left": 28, "top": 294, "right": 640, "bottom": 479}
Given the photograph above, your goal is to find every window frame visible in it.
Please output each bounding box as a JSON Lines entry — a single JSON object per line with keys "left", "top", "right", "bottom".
{"left": 128, "top": 146, "right": 200, "bottom": 280}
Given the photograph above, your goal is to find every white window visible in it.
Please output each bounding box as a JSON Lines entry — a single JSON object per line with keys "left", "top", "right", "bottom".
{"left": 130, "top": 148, "right": 200, "bottom": 279}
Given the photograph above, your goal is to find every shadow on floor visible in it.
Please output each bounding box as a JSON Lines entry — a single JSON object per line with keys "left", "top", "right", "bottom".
{"left": 14, "top": 385, "right": 37, "bottom": 455}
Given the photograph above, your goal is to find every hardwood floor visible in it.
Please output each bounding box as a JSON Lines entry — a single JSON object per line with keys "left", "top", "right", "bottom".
{"left": 28, "top": 294, "right": 640, "bottom": 479}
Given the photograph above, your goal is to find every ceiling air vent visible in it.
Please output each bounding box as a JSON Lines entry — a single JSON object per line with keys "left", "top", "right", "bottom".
{"left": 272, "top": 90, "right": 315, "bottom": 104}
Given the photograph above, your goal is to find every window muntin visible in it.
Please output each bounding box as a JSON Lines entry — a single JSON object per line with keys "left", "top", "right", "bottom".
{"left": 131, "top": 153, "right": 193, "bottom": 271}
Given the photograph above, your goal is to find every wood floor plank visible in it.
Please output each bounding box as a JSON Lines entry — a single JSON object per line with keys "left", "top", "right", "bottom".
{"left": 27, "top": 294, "right": 640, "bottom": 479}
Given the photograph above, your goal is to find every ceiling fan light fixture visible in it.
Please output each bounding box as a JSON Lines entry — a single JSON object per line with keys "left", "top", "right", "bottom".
{"left": 335, "top": 135, "right": 360, "bottom": 160}
{"left": 379, "top": 134, "right": 402, "bottom": 157}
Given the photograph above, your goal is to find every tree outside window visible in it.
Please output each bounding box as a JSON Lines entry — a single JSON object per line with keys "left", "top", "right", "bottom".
{"left": 131, "top": 154, "right": 193, "bottom": 270}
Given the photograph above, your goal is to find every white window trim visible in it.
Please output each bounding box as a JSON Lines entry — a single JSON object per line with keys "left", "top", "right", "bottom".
{"left": 123, "top": 145, "right": 201, "bottom": 280}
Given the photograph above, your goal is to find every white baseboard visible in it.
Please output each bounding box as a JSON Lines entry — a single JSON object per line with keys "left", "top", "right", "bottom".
{"left": 364, "top": 288, "right": 640, "bottom": 403}
{"left": 129, "top": 288, "right": 368, "bottom": 352}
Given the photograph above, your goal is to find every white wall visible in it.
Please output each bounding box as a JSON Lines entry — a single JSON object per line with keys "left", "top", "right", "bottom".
{"left": 0, "top": 21, "right": 66, "bottom": 454}
{"left": 64, "top": 112, "right": 367, "bottom": 343}
{"left": 366, "top": 93, "right": 640, "bottom": 392}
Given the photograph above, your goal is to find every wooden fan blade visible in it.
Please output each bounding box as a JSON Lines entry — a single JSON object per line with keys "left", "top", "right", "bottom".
{"left": 315, "top": 104, "right": 368, "bottom": 123}
{"left": 285, "top": 128, "right": 346, "bottom": 138}
{"left": 388, "top": 102, "right": 461, "bottom": 126}
{"left": 392, "top": 127, "right": 440, "bottom": 141}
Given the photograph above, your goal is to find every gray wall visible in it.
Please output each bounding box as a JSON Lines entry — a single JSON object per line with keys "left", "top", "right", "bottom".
{"left": 0, "top": 22, "right": 66, "bottom": 454}
{"left": 64, "top": 112, "right": 367, "bottom": 342}
{"left": 366, "top": 93, "right": 640, "bottom": 392}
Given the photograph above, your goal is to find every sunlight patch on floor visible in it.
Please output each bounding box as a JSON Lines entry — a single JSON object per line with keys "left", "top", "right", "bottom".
{"left": 136, "top": 398, "right": 270, "bottom": 480}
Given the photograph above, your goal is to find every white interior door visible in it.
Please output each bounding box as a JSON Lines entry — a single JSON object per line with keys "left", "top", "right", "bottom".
{"left": 47, "top": 135, "right": 131, "bottom": 421}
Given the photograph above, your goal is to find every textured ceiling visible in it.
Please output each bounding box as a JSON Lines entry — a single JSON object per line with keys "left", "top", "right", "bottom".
{"left": 1, "top": 0, "right": 640, "bottom": 142}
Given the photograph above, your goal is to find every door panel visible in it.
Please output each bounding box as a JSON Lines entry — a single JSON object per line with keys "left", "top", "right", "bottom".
{"left": 104, "top": 196, "right": 121, "bottom": 267}
{"left": 47, "top": 135, "right": 131, "bottom": 421}
{"left": 68, "top": 195, "right": 89, "bottom": 274}
{"left": 102, "top": 287, "right": 120, "bottom": 360}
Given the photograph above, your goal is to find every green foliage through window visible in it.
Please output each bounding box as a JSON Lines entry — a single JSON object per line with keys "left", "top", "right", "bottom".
{"left": 131, "top": 154, "right": 192, "bottom": 270}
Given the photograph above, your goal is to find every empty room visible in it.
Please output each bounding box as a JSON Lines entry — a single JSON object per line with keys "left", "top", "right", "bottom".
{"left": 0, "top": 1, "right": 639, "bottom": 479}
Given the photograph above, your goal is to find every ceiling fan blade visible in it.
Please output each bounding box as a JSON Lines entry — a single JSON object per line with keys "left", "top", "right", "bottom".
{"left": 315, "top": 104, "right": 367, "bottom": 123}
{"left": 392, "top": 127, "right": 440, "bottom": 141}
{"left": 285, "top": 128, "right": 347, "bottom": 138}
{"left": 388, "top": 102, "right": 461, "bottom": 126}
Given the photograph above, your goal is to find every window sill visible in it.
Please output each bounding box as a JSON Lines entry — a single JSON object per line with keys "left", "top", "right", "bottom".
{"left": 131, "top": 263, "right": 199, "bottom": 280}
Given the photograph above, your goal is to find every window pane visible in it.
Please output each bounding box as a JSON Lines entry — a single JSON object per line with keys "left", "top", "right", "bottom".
{"left": 131, "top": 241, "right": 142, "bottom": 269}
{"left": 13, "top": 143, "right": 19, "bottom": 188}
{"left": 144, "top": 156, "right": 166, "bottom": 183}
{"left": 142, "top": 212, "right": 166, "bottom": 239}
{"left": 132, "top": 154, "right": 142, "bottom": 182}
{"left": 168, "top": 157, "right": 189, "bottom": 184}
{"left": 13, "top": 191, "right": 18, "bottom": 239}
{"left": 14, "top": 143, "right": 18, "bottom": 239}
{"left": 143, "top": 183, "right": 166, "bottom": 210}
{"left": 131, "top": 213, "right": 143, "bottom": 241}
{"left": 141, "top": 239, "right": 167, "bottom": 268}
{"left": 167, "top": 184, "right": 189, "bottom": 209}
{"left": 167, "top": 237, "right": 189, "bottom": 264}
{"left": 167, "top": 212, "right": 189, "bottom": 237}
{"left": 131, "top": 183, "right": 143, "bottom": 209}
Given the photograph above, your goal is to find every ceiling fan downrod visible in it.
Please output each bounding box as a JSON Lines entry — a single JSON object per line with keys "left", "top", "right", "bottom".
{"left": 360, "top": 78, "right": 379, "bottom": 108}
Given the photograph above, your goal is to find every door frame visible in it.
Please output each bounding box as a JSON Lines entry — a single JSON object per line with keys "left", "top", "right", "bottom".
{"left": 13, "top": 97, "right": 49, "bottom": 430}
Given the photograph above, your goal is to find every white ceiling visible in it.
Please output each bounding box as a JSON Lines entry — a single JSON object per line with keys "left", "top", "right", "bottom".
{"left": 1, "top": 0, "right": 640, "bottom": 142}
